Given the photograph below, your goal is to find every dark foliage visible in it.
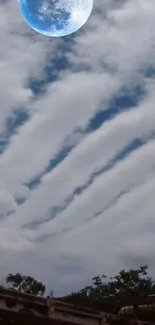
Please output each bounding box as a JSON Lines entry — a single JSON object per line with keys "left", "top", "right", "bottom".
{"left": 60, "top": 265, "right": 155, "bottom": 313}
{"left": 6, "top": 273, "right": 45, "bottom": 296}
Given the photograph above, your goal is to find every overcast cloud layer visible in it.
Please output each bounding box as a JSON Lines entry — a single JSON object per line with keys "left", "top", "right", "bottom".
{"left": 0, "top": 0, "right": 155, "bottom": 296}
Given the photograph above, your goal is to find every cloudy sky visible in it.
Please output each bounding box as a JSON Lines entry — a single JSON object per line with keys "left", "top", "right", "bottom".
{"left": 0, "top": 0, "right": 155, "bottom": 297}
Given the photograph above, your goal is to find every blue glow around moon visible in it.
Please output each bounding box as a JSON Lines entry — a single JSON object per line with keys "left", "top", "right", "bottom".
{"left": 18, "top": 0, "right": 93, "bottom": 37}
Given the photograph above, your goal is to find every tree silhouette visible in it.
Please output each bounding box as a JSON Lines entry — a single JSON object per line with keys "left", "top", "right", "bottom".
{"left": 76, "top": 265, "right": 155, "bottom": 300}
{"left": 61, "top": 265, "right": 155, "bottom": 312}
{"left": 107, "top": 265, "right": 155, "bottom": 298}
{"left": 6, "top": 273, "right": 45, "bottom": 296}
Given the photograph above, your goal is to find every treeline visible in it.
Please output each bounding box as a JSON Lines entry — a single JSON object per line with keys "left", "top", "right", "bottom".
{"left": 2, "top": 265, "right": 155, "bottom": 313}
{"left": 60, "top": 265, "right": 155, "bottom": 313}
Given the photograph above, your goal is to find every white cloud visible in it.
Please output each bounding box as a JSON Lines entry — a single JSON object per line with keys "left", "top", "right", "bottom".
{"left": 0, "top": 0, "right": 155, "bottom": 296}
{"left": 0, "top": 190, "right": 18, "bottom": 216}
{"left": 32, "top": 138, "right": 155, "bottom": 237}
{"left": 69, "top": 0, "right": 155, "bottom": 75}
{"left": 1, "top": 0, "right": 155, "bottom": 196}
{"left": 0, "top": 0, "right": 59, "bottom": 132}
{"left": 2, "top": 80, "right": 154, "bottom": 228}
{"left": 0, "top": 70, "right": 121, "bottom": 195}
{"left": 0, "top": 228, "right": 33, "bottom": 251}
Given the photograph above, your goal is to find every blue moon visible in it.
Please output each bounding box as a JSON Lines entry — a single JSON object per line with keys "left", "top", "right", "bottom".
{"left": 18, "top": 0, "right": 93, "bottom": 37}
